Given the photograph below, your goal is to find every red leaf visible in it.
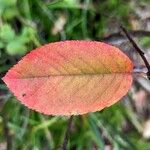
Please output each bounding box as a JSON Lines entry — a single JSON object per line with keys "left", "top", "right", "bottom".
{"left": 2, "top": 41, "right": 133, "bottom": 115}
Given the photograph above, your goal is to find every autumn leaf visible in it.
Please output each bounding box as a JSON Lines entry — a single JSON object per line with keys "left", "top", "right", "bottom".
{"left": 2, "top": 41, "right": 133, "bottom": 115}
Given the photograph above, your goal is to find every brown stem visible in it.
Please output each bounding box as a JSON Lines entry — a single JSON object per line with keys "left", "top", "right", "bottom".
{"left": 3, "top": 116, "right": 12, "bottom": 150}
{"left": 120, "top": 25, "right": 150, "bottom": 80}
{"left": 102, "top": 30, "right": 150, "bottom": 42}
{"left": 61, "top": 116, "right": 74, "bottom": 150}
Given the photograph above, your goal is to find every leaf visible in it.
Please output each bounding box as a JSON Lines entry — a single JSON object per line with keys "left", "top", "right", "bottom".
{"left": 6, "top": 39, "right": 27, "bottom": 55}
{"left": 2, "top": 41, "right": 133, "bottom": 116}
{"left": 0, "top": 24, "right": 15, "bottom": 41}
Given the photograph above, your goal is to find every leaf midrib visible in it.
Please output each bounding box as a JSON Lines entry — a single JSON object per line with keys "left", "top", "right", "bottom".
{"left": 9, "top": 72, "right": 132, "bottom": 79}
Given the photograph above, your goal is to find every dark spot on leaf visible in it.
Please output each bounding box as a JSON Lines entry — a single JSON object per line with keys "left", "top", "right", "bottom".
{"left": 22, "top": 93, "right": 26, "bottom": 97}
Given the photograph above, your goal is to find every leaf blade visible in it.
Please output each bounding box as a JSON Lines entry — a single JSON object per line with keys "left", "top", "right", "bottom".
{"left": 3, "top": 41, "right": 133, "bottom": 115}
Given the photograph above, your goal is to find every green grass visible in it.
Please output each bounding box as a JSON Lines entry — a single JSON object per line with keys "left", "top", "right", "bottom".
{"left": 0, "top": 0, "right": 150, "bottom": 149}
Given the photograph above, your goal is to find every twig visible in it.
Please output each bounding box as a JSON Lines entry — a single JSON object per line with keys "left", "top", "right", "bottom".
{"left": 120, "top": 25, "right": 150, "bottom": 80}
{"left": 3, "top": 116, "right": 12, "bottom": 150}
{"left": 102, "top": 30, "right": 150, "bottom": 43}
{"left": 61, "top": 116, "right": 74, "bottom": 150}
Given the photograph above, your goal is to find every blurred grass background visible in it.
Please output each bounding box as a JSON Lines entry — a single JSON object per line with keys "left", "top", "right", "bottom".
{"left": 0, "top": 0, "right": 150, "bottom": 149}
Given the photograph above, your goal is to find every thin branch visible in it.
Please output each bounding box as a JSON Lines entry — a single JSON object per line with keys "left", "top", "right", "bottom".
{"left": 120, "top": 25, "right": 150, "bottom": 80}
{"left": 102, "top": 30, "right": 150, "bottom": 42}
{"left": 3, "top": 116, "right": 12, "bottom": 150}
{"left": 61, "top": 116, "right": 74, "bottom": 150}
